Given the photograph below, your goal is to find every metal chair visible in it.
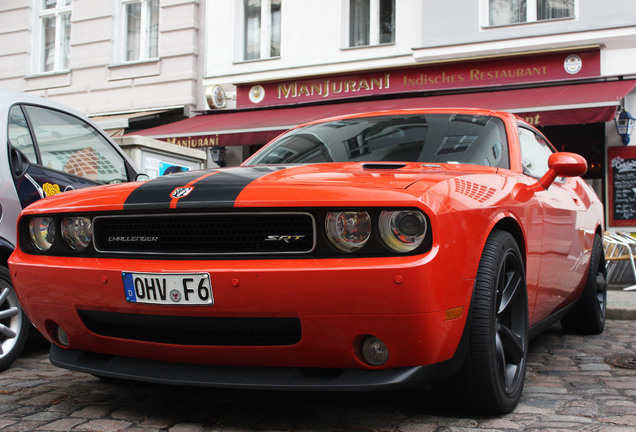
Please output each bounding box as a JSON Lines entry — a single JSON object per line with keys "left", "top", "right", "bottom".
{"left": 604, "top": 232, "right": 636, "bottom": 291}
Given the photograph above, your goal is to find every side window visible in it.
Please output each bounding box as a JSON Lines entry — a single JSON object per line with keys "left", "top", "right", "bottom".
{"left": 518, "top": 126, "right": 554, "bottom": 178}
{"left": 8, "top": 106, "right": 38, "bottom": 162}
{"left": 22, "top": 105, "right": 130, "bottom": 184}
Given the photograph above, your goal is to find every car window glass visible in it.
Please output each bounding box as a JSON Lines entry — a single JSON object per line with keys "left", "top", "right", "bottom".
{"left": 249, "top": 114, "right": 509, "bottom": 169}
{"left": 8, "top": 105, "right": 38, "bottom": 162}
{"left": 518, "top": 127, "right": 553, "bottom": 178}
{"left": 23, "top": 105, "right": 129, "bottom": 184}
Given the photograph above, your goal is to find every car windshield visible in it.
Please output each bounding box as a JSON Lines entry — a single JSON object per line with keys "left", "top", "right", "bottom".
{"left": 248, "top": 113, "right": 509, "bottom": 168}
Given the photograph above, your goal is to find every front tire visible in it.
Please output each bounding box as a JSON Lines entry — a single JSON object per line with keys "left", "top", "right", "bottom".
{"left": 0, "top": 266, "right": 29, "bottom": 371}
{"left": 437, "top": 230, "right": 529, "bottom": 414}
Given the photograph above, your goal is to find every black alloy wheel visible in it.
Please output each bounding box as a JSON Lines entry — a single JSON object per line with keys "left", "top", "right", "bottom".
{"left": 437, "top": 230, "right": 529, "bottom": 414}
{"left": 561, "top": 233, "right": 607, "bottom": 335}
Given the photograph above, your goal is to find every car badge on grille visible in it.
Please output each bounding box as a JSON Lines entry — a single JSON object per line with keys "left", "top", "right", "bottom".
{"left": 171, "top": 186, "right": 194, "bottom": 199}
{"left": 265, "top": 235, "right": 306, "bottom": 243}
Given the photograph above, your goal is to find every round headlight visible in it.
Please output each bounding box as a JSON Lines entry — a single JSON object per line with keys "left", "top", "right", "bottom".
{"left": 29, "top": 217, "right": 56, "bottom": 251}
{"left": 61, "top": 216, "right": 93, "bottom": 251}
{"left": 325, "top": 211, "right": 371, "bottom": 253}
{"left": 379, "top": 210, "right": 427, "bottom": 253}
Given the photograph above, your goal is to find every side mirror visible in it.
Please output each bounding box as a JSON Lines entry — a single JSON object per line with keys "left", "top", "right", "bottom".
{"left": 135, "top": 173, "right": 151, "bottom": 182}
{"left": 513, "top": 152, "right": 587, "bottom": 202}
{"left": 538, "top": 152, "right": 588, "bottom": 189}
{"left": 9, "top": 147, "right": 30, "bottom": 178}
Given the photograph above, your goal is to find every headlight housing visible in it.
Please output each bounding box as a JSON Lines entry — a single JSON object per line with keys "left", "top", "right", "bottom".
{"left": 379, "top": 210, "right": 427, "bottom": 253}
{"left": 325, "top": 211, "right": 372, "bottom": 253}
{"left": 29, "top": 216, "right": 56, "bottom": 251}
{"left": 61, "top": 216, "right": 93, "bottom": 251}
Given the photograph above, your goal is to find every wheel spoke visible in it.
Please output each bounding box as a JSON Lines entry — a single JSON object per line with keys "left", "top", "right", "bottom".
{"left": 0, "top": 307, "right": 19, "bottom": 320}
{"left": 0, "top": 323, "right": 17, "bottom": 339}
{"left": 498, "top": 268, "right": 523, "bottom": 317}
{"left": 498, "top": 322, "right": 524, "bottom": 364}
{"left": 0, "top": 287, "right": 9, "bottom": 305}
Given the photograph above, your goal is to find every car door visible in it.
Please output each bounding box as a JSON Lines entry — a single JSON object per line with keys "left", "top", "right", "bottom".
{"left": 8, "top": 103, "right": 135, "bottom": 210}
{"left": 518, "top": 125, "right": 589, "bottom": 323}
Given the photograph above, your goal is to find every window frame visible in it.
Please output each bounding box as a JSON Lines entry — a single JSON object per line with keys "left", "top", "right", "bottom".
{"left": 484, "top": 0, "right": 576, "bottom": 28}
{"left": 239, "top": 0, "right": 281, "bottom": 62}
{"left": 36, "top": 0, "right": 72, "bottom": 74}
{"left": 119, "top": 0, "right": 160, "bottom": 64}
{"left": 345, "top": 0, "right": 395, "bottom": 48}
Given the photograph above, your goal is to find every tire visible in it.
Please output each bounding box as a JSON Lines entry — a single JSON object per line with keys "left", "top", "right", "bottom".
{"left": 0, "top": 266, "right": 29, "bottom": 372}
{"left": 561, "top": 234, "right": 606, "bottom": 335}
{"left": 436, "top": 230, "right": 529, "bottom": 414}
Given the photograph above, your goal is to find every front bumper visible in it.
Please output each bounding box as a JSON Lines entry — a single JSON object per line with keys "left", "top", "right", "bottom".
{"left": 11, "top": 249, "right": 476, "bottom": 380}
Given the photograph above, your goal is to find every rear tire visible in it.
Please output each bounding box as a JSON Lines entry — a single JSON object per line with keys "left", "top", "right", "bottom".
{"left": 0, "top": 266, "right": 29, "bottom": 371}
{"left": 436, "top": 230, "right": 529, "bottom": 414}
{"left": 561, "top": 234, "right": 606, "bottom": 335}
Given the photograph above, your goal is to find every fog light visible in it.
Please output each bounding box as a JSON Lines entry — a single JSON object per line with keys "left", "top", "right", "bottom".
{"left": 361, "top": 336, "right": 389, "bottom": 366}
{"left": 56, "top": 326, "right": 69, "bottom": 346}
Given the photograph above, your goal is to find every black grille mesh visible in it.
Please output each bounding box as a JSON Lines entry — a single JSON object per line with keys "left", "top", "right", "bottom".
{"left": 93, "top": 213, "right": 314, "bottom": 255}
{"left": 78, "top": 310, "right": 301, "bottom": 346}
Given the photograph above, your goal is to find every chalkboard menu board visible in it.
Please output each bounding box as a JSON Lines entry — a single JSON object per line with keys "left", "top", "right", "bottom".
{"left": 608, "top": 146, "right": 636, "bottom": 227}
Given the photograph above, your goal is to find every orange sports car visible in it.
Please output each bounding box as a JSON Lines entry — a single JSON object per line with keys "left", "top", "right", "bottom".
{"left": 9, "top": 108, "right": 606, "bottom": 414}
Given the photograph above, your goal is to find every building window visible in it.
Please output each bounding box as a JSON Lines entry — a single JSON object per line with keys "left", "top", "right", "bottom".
{"left": 122, "top": 0, "right": 159, "bottom": 62}
{"left": 349, "top": 0, "right": 395, "bottom": 47}
{"left": 489, "top": 0, "right": 574, "bottom": 26}
{"left": 38, "top": 0, "right": 72, "bottom": 73}
{"left": 243, "top": 0, "right": 281, "bottom": 61}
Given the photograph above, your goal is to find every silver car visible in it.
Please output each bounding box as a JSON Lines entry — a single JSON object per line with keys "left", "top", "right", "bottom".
{"left": 0, "top": 89, "right": 139, "bottom": 371}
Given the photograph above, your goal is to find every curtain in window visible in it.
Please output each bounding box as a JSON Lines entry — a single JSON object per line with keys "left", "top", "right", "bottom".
{"left": 489, "top": 0, "right": 526, "bottom": 25}
{"left": 126, "top": 2, "right": 141, "bottom": 61}
{"left": 148, "top": 0, "right": 159, "bottom": 58}
{"left": 270, "top": 0, "right": 281, "bottom": 57}
{"left": 350, "top": 0, "right": 370, "bottom": 47}
{"left": 538, "top": 0, "right": 574, "bottom": 20}
{"left": 244, "top": 0, "right": 261, "bottom": 60}
{"left": 379, "top": 0, "right": 394, "bottom": 44}
{"left": 42, "top": 16, "right": 56, "bottom": 72}
{"left": 60, "top": 12, "right": 71, "bottom": 69}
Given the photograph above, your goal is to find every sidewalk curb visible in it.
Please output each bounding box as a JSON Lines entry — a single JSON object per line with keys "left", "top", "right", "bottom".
{"left": 607, "top": 289, "right": 636, "bottom": 320}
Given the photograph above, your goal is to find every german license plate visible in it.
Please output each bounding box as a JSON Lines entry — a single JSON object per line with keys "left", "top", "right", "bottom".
{"left": 122, "top": 272, "right": 213, "bottom": 305}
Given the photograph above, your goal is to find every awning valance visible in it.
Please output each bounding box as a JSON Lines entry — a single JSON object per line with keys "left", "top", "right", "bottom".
{"left": 132, "top": 80, "right": 636, "bottom": 146}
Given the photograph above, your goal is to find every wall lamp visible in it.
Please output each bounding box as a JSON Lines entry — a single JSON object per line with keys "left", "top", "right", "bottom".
{"left": 209, "top": 146, "right": 227, "bottom": 167}
{"left": 615, "top": 108, "right": 635, "bottom": 146}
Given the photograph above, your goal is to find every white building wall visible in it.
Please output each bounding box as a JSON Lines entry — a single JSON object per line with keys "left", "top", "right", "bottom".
{"left": 0, "top": 0, "right": 201, "bottom": 117}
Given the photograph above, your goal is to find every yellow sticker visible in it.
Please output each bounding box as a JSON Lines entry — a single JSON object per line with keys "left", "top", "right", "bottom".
{"left": 43, "top": 183, "right": 61, "bottom": 197}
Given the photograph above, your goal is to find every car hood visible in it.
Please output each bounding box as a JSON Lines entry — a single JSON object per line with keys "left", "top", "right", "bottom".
{"left": 22, "top": 162, "right": 501, "bottom": 213}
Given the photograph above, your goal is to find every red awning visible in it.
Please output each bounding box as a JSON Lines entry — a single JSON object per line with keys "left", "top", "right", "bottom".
{"left": 133, "top": 80, "right": 636, "bottom": 146}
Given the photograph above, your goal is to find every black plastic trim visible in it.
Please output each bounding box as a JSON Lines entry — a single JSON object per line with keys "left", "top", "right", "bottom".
{"left": 50, "top": 345, "right": 457, "bottom": 391}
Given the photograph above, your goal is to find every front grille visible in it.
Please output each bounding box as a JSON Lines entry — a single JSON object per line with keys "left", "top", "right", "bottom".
{"left": 78, "top": 310, "right": 302, "bottom": 346}
{"left": 93, "top": 212, "right": 315, "bottom": 255}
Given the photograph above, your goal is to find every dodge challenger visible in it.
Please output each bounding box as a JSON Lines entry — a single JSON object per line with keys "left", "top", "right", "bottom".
{"left": 9, "top": 108, "right": 606, "bottom": 414}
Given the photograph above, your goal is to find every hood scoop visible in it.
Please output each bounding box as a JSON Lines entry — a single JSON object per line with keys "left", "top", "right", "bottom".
{"left": 362, "top": 163, "right": 407, "bottom": 170}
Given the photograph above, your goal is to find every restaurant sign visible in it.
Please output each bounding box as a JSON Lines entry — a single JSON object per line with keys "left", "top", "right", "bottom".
{"left": 237, "top": 50, "right": 600, "bottom": 109}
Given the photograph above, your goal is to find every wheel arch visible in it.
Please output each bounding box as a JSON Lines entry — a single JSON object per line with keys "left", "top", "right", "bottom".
{"left": 0, "top": 237, "right": 14, "bottom": 269}
{"left": 489, "top": 216, "right": 527, "bottom": 270}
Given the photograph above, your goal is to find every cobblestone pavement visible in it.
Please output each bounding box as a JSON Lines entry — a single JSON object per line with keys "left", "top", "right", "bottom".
{"left": 1, "top": 320, "right": 635, "bottom": 432}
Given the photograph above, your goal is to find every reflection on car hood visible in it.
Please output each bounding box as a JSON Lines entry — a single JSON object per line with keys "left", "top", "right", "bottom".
{"left": 22, "top": 162, "right": 500, "bottom": 213}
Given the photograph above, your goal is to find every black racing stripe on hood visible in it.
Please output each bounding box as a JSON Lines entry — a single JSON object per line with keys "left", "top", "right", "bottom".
{"left": 123, "top": 166, "right": 287, "bottom": 210}
{"left": 175, "top": 166, "right": 288, "bottom": 209}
